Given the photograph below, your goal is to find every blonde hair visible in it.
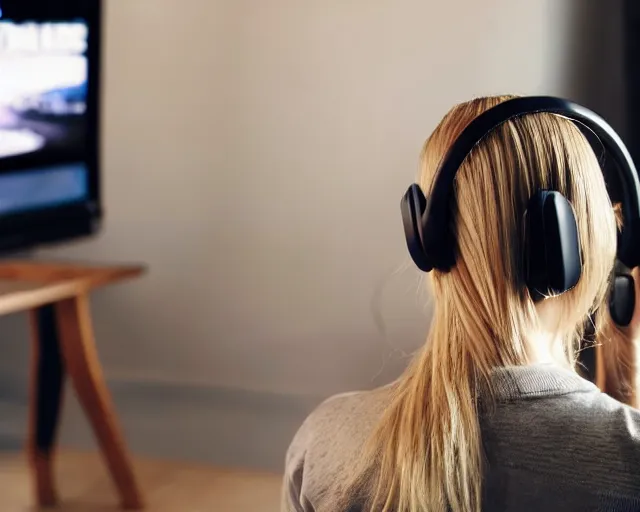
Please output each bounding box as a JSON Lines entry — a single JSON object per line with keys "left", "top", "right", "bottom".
{"left": 343, "top": 95, "right": 621, "bottom": 511}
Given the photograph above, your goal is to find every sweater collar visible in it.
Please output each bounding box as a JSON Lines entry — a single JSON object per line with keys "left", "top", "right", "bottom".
{"left": 487, "top": 364, "right": 598, "bottom": 401}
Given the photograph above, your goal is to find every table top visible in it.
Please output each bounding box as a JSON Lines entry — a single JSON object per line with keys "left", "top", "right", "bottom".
{"left": 0, "top": 260, "right": 145, "bottom": 316}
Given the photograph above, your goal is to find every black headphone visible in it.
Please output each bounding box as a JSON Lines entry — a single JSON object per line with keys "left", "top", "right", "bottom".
{"left": 401, "top": 96, "right": 640, "bottom": 327}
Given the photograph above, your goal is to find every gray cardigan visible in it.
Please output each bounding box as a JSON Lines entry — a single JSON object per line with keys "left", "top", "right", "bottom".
{"left": 282, "top": 364, "right": 640, "bottom": 511}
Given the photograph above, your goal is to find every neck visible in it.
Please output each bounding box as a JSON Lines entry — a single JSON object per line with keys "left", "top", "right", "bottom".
{"left": 528, "top": 298, "right": 572, "bottom": 367}
{"left": 524, "top": 330, "right": 568, "bottom": 366}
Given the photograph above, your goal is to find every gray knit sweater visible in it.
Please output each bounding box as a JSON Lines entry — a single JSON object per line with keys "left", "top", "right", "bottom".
{"left": 282, "top": 364, "right": 640, "bottom": 511}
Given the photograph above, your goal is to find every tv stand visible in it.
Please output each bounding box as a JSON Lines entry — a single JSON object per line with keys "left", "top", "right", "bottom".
{"left": 0, "top": 260, "right": 145, "bottom": 510}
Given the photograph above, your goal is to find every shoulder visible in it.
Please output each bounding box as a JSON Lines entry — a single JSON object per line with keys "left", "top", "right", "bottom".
{"left": 486, "top": 386, "right": 640, "bottom": 497}
{"left": 553, "top": 391, "right": 640, "bottom": 496}
{"left": 282, "top": 384, "right": 394, "bottom": 512}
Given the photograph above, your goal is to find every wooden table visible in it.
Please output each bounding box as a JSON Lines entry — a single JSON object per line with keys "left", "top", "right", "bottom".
{"left": 0, "top": 260, "right": 145, "bottom": 510}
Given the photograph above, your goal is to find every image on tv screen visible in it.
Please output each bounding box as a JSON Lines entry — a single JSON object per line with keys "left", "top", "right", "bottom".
{"left": 0, "top": 20, "right": 88, "bottom": 160}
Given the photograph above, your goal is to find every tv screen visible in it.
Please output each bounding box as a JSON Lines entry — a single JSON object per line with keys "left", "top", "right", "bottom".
{"left": 0, "top": 0, "right": 101, "bottom": 252}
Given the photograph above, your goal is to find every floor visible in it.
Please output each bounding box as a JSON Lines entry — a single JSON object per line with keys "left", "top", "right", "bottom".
{"left": 0, "top": 450, "right": 283, "bottom": 511}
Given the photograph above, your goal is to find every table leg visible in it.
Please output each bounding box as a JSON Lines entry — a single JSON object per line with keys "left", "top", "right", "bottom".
{"left": 55, "top": 294, "right": 144, "bottom": 510}
{"left": 27, "top": 304, "right": 65, "bottom": 507}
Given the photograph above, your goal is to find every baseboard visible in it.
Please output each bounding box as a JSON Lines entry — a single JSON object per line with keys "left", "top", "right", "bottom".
{"left": 0, "top": 371, "right": 29, "bottom": 453}
{"left": 0, "top": 372, "right": 326, "bottom": 472}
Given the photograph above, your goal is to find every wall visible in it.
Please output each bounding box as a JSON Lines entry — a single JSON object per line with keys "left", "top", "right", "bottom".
{"left": 0, "top": 0, "right": 625, "bottom": 470}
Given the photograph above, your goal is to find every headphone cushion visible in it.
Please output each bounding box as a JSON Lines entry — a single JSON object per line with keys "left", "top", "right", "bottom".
{"left": 610, "top": 273, "right": 636, "bottom": 327}
{"left": 525, "top": 190, "right": 582, "bottom": 298}
{"left": 401, "top": 184, "right": 432, "bottom": 272}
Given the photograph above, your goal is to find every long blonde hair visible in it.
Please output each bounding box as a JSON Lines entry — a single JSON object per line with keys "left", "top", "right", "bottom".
{"left": 344, "top": 96, "right": 620, "bottom": 511}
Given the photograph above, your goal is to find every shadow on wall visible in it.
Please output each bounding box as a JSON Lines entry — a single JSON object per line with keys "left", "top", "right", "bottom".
{"left": 564, "top": 0, "right": 625, "bottom": 135}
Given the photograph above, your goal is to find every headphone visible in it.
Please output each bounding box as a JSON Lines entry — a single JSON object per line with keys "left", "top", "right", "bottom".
{"left": 401, "top": 96, "right": 640, "bottom": 327}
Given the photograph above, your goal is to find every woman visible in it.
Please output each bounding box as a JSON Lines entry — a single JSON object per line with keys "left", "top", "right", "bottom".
{"left": 282, "top": 96, "right": 640, "bottom": 512}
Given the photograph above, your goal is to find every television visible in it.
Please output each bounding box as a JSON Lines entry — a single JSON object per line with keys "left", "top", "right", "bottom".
{"left": 0, "top": 0, "right": 102, "bottom": 252}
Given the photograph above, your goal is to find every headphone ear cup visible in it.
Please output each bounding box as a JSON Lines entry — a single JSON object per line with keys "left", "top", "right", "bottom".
{"left": 401, "top": 184, "right": 433, "bottom": 272}
{"left": 609, "top": 269, "right": 636, "bottom": 327}
{"left": 525, "top": 190, "right": 582, "bottom": 299}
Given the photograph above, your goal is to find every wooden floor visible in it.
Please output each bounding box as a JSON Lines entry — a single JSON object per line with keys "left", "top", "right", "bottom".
{"left": 0, "top": 450, "right": 282, "bottom": 511}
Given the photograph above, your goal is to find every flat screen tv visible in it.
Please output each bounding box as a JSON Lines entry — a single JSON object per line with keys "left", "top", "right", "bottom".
{"left": 0, "top": 0, "right": 101, "bottom": 252}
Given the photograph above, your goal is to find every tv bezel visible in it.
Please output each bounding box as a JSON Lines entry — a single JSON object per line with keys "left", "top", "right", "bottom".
{"left": 0, "top": 0, "right": 102, "bottom": 253}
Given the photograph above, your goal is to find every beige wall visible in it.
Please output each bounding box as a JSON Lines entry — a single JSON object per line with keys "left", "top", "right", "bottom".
{"left": 0, "top": 0, "right": 626, "bottom": 467}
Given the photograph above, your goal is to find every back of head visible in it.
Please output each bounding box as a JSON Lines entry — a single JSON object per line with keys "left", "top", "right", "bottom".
{"left": 344, "top": 96, "right": 618, "bottom": 512}
{"left": 422, "top": 95, "right": 617, "bottom": 371}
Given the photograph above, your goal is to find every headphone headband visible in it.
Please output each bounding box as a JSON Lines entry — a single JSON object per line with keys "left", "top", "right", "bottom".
{"left": 422, "top": 96, "right": 640, "bottom": 269}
